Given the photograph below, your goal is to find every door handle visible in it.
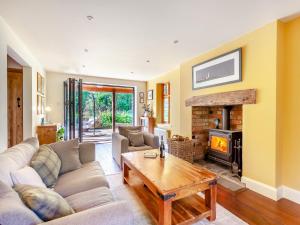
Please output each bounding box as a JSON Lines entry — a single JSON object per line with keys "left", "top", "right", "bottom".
{"left": 17, "top": 97, "right": 21, "bottom": 108}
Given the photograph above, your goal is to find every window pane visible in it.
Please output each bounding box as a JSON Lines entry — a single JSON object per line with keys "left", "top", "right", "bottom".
{"left": 163, "top": 97, "right": 169, "bottom": 123}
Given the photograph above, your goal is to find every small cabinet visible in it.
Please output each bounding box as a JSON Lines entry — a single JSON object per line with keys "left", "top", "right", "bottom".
{"left": 140, "top": 117, "right": 155, "bottom": 134}
{"left": 36, "top": 124, "right": 57, "bottom": 145}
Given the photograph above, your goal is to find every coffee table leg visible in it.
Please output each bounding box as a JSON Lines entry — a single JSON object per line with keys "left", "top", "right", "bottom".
{"left": 158, "top": 199, "right": 172, "bottom": 225}
{"left": 205, "top": 181, "right": 217, "bottom": 221}
{"left": 123, "top": 162, "right": 129, "bottom": 184}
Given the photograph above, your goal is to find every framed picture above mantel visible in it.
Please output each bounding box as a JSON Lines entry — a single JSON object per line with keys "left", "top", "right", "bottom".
{"left": 192, "top": 48, "right": 242, "bottom": 90}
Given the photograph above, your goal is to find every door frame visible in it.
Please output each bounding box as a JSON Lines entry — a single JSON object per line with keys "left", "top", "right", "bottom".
{"left": 82, "top": 82, "right": 136, "bottom": 132}
{"left": 7, "top": 68, "right": 23, "bottom": 147}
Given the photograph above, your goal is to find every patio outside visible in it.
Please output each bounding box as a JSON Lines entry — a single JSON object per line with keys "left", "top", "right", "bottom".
{"left": 82, "top": 89, "right": 133, "bottom": 143}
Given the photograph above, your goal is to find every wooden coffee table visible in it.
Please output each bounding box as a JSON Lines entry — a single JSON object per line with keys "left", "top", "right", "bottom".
{"left": 122, "top": 150, "right": 217, "bottom": 225}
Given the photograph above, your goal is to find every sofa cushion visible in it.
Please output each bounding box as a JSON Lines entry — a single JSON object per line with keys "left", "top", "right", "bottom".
{"left": 128, "top": 132, "right": 144, "bottom": 147}
{"left": 15, "top": 184, "right": 74, "bottom": 222}
{"left": 118, "top": 126, "right": 142, "bottom": 138}
{"left": 31, "top": 145, "right": 61, "bottom": 188}
{"left": 54, "top": 161, "right": 109, "bottom": 197}
{"left": 128, "top": 145, "right": 153, "bottom": 152}
{"left": 65, "top": 187, "right": 114, "bottom": 212}
{"left": 49, "top": 139, "right": 82, "bottom": 175}
{"left": 11, "top": 166, "right": 46, "bottom": 188}
{"left": 0, "top": 181, "right": 42, "bottom": 225}
{"left": 0, "top": 143, "right": 37, "bottom": 187}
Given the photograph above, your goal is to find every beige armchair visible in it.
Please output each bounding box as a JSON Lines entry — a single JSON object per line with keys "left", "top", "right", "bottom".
{"left": 112, "top": 126, "right": 159, "bottom": 167}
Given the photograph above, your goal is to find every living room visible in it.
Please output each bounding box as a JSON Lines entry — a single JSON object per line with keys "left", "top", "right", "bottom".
{"left": 1, "top": 1, "right": 300, "bottom": 225}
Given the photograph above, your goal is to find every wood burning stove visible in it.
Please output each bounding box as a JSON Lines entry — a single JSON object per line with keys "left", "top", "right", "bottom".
{"left": 206, "top": 106, "right": 243, "bottom": 176}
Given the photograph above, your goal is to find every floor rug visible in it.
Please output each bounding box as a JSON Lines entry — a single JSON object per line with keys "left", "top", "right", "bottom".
{"left": 106, "top": 173, "right": 248, "bottom": 225}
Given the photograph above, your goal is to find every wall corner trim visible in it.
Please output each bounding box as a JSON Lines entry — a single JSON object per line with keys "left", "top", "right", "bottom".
{"left": 277, "top": 185, "right": 300, "bottom": 204}
{"left": 242, "top": 176, "right": 300, "bottom": 204}
{"left": 241, "top": 176, "right": 278, "bottom": 200}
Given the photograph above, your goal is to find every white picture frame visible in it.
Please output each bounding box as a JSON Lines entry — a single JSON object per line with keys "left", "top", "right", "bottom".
{"left": 192, "top": 48, "right": 242, "bottom": 89}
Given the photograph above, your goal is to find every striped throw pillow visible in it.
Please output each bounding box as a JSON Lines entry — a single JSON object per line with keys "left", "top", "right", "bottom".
{"left": 14, "top": 184, "right": 74, "bottom": 221}
{"left": 31, "top": 145, "right": 61, "bottom": 187}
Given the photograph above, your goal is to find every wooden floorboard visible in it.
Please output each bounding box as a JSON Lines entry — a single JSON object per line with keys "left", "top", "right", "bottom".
{"left": 217, "top": 185, "right": 300, "bottom": 225}
{"left": 95, "top": 143, "right": 300, "bottom": 225}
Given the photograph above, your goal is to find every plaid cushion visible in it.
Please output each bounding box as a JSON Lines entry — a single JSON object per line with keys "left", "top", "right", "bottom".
{"left": 14, "top": 184, "right": 74, "bottom": 221}
{"left": 31, "top": 145, "right": 61, "bottom": 188}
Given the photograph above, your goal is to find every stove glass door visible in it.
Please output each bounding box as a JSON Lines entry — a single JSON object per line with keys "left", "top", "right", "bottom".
{"left": 210, "top": 135, "right": 229, "bottom": 154}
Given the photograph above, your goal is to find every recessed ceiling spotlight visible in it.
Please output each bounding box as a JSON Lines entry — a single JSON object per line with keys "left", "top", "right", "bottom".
{"left": 82, "top": 65, "right": 86, "bottom": 68}
{"left": 173, "top": 40, "right": 179, "bottom": 44}
{"left": 130, "top": 72, "right": 134, "bottom": 74}
{"left": 84, "top": 48, "right": 88, "bottom": 53}
{"left": 146, "top": 60, "right": 150, "bottom": 63}
{"left": 87, "top": 15, "right": 94, "bottom": 21}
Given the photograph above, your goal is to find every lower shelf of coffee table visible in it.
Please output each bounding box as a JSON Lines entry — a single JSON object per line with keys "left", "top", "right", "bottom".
{"left": 124, "top": 173, "right": 211, "bottom": 225}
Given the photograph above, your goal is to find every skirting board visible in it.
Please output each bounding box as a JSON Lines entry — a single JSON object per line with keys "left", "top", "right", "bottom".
{"left": 277, "top": 185, "right": 300, "bottom": 204}
{"left": 242, "top": 176, "right": 300, "bottom": 204}
{"left": 241, "top": 176, "right": 278, "bottom": 200}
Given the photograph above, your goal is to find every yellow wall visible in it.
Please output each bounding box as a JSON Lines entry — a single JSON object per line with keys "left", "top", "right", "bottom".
{"left": 278, "top": 17, "right": 300, "bottom": 190}
{"left": 148, "top": 22, "right": 279, "bottom": 187}
{"left": 147, "top": 68, "right": 181, "bottom": 135}
{"left": 147, "top": 18, "right": 300, "bottom": 190}
{"left": 180, "top": 22, "right": 279, "bottom": 187}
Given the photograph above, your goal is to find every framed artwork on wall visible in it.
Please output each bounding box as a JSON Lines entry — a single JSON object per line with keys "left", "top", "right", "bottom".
{"left": 139, "top": 92, "right": 144, "bottom": 103}
{"left": 147, "top": 90, "right": 153, "bottom": 100}
{"left": 192, "top": 48, "right": 242, "bottom": 89}
{"left": 37, "top": 73, "right": 45, "bottom": 95}
{"left": 37, "top": 73, "right": 42, "bottom": 93}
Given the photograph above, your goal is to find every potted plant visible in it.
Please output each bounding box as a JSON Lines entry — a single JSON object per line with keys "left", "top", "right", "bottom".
{"left": 56, "top": 127, "right": 65, "bottom": 142}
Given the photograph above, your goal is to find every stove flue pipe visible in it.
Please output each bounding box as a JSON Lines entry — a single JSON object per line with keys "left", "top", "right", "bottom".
{"left": 222, "top": 106, "right": 232, "bottom": 130}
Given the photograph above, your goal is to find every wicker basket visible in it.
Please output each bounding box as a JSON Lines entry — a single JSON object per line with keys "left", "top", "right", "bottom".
{"left": 167, "top": 135, "right": 193, "bottom": 163}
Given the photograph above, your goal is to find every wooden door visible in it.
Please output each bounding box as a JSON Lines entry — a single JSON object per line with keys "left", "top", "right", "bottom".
{"left": 7, "top": 69, "right": 23, "bottom": 147}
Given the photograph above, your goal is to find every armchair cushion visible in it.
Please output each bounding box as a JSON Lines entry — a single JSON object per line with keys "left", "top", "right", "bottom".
{"left": 128, "top": 145, "right": 153, "bottom": 152}
{"left": 118, "top": 125, "right": 142, "bottom": 138}
{"left": 127, "top": 132, "right": 144, "bottom": 147}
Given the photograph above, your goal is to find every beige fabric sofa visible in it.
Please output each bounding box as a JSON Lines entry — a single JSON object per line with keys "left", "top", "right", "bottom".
{"left": 0, "top": 138, "right": 133, "bottom": 225}
{"left": 112, "top": 126, "right": 159, "bottom": 167}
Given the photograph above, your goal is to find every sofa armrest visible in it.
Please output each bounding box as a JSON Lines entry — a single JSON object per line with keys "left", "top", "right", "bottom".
{"left": 143, "top": 132, "right": 159, "bottom": 148}
{"left": 42, "top": 201, "right": 133, "bottom": 225}
{"left": 79, "top": 142, "right": 96, "bottom": 164}
{"left": 112, "top": 133, "right": 129, "bottom": 167}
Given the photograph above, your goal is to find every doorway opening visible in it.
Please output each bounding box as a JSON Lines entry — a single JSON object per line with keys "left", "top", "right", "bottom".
{"left": 82, "top": 83, "right": 135, "bottom": 143}
{"left": 64, "top": 79, "right": 135, "bottom": 144}
{"left": 7, "top": 55, "right": 23, "bottom": 147}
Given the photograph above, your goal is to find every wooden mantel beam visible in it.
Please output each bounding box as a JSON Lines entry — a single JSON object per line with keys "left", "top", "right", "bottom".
{"left": 185, "top": 89, "right": 256, "bottom": 107}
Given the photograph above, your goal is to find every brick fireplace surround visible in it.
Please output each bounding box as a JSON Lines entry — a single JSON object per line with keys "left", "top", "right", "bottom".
{"left": 192, "top": 105, "right": 243, "bottom": 158}
{"left": 186, "top": 89, "right": 256, "bottom": 161}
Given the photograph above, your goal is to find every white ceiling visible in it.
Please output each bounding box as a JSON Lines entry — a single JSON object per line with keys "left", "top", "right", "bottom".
{"left": 0, "top": 0, "right": 300, "bottom": 81}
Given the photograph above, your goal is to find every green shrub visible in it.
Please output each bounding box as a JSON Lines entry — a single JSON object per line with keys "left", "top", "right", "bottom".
{"left": 97, "top": 111, "right": 133, "bottom": 129}
{"left": 116, "top": 111, "right": 133, "bottom": 124}
{"left": 100, "top": 111, "right": 112, "bottom": 128}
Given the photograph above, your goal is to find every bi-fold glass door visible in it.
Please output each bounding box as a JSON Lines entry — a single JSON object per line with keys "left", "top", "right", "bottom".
{"left": 64, "top": 78, "right": 82, "bottom": 141}
{"left": 64, "top": 80, "right": 135, "bottom": 143}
